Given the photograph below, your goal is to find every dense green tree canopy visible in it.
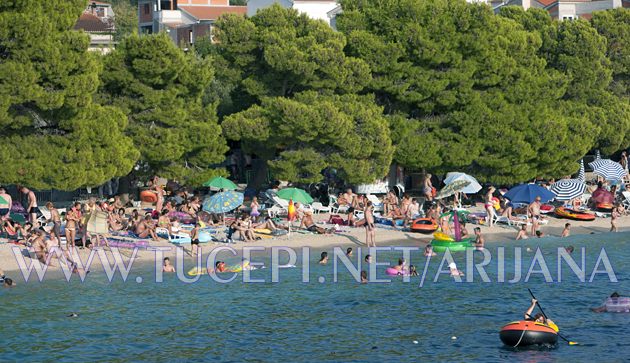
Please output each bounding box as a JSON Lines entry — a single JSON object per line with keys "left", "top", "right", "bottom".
{"left": 591, "top": 8, "right": 630, "bottom": 99}
{"left": 212, "top": 5, "right": 392, "bottom": 184}
{"left": 337, "top": 0, "right": 623, "bottom": 183}
{"left": 99, "top": 33, "right": 228, "bottom": 186}
{"left": 223, "top": 91, "right": 393, "bottom": 184}
{"left": 0, "top": 0, "right": 137, "bottom": 190}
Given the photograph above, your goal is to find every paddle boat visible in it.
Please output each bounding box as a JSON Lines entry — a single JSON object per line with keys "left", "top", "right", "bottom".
{"left": 554, "top": 206, "right": 595, "bottom": 221}
{"left": 499, "top": 320, "right": 558, "bottom": 347}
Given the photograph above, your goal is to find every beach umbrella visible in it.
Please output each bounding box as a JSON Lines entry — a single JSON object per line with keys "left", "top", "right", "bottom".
{"left": 277, "top": 188, "right": 313, "bottom": 204}
{"left": 203, "top": 176, "right": 238, "bottom": 191}
{"left": 444, "top": 172, "right": 482, "bottom": 194}
{"left": 203, "top": 190, "right": 244, "bottom": 214}
{"left": 578, "top": 159, "right": 585, "bottom": 182}
{"left": 435, "top": 180, "right": 471, "bottom": 200}
{"left": 504, "top": 184, "right": 556, "bottom": 204}
{"left": 550, "top": 179, "right": 586, "bottom": 201}
{"left": 589, "top": 159, "right": 627, "bottom": 181}
{"left": 596, "top": 150, "right": 601, "bottom": 160}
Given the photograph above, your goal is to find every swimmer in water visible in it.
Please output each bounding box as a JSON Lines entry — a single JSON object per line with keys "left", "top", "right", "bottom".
{"left": 424, "top": 244, "right": 436, "bottom": 257}
{"left": 409, "top": 265, "right": 418, "bottom": 276}
{"left": 346, "top": 247, "right": 353, "bottom": 257}
{"left": 515, "top": 225, "right": 528, "bottom": 240}
{"left": 364, "top": 254, "right": 372, "bottom": 264}
{"left": 162, "top": 257, "right": 175, "bottom": 273}
{"left": 449, "top": 262, "right": 464, "bottom": 277}
{"left": 565, "top": 245, "right": 575, "bottom": 254}
{"left": 561, "top": 223, "right": 571, "bottom": 237}
{"left": 591, "top": 292, "right": 625, "bottom": 313}
{"left": 360, "top": 270, "right": 368, "bottom": 284}
{"left": 0, "top": 269, "right": 14, "bottom": 287}
{"left": 319, "top": 252, "right": 328, "bottom": 265}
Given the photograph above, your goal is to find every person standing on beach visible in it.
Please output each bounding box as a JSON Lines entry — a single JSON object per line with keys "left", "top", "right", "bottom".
{"left": 19, "top": 186, "right": 39, "bottom": 225}
{"left": 46, "top": 202, "right": 62, "bottom": 247}
{"left": 485, "top": 187, "right": 497, "bottom": 227}
{"left": 364, "top": 201, "right": 376, "bottom": 247}
{"left": 528, "top": 196, "right": 542, "bottom": 236}
{"left": 0, "top": 187, "right": 12, "bottom": 220}
{"left": 611, "top": 205, "right": 621, "bottom": 232}
{"left": 423, "top": 174, "right": 434, "bottom": 202}
{"left": 561, "top": 223, "right": 571, "bottom": 237}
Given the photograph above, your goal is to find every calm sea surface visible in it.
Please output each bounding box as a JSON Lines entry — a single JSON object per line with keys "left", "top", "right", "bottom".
{"left": 1, "top": 232, "right": 629, "bottom": 362}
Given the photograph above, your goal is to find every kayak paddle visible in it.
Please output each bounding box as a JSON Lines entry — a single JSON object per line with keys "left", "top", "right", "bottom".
{"left": 528, "top": 288, "right": 579, "bottom": 345}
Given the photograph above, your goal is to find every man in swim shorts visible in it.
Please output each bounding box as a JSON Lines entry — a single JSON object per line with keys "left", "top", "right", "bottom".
{"left": 528, "top": 196, "right": 542, "bottom": 236}
{"left": 19, "top": 186, "right": 39, "bottom": 225}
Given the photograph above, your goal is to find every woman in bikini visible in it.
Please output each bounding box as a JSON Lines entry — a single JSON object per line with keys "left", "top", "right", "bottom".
{"left": 250, "top": 196, "right": 260, "bottom": 223}
{"left": 423, "top": 174, "right": 434, "bottom": 202}
{"left": 485, "top": 186, "right": 496, "bottom": 227}
{"left": 65, "top": 202, "right": 81, "bottom": 250}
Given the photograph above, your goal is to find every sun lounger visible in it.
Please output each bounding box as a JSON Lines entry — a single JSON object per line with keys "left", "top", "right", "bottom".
{"left": 311, "top": 202, "right": 331, "bottom": 214}
{"left": 366, "top": 194, "right": 384, "bottom": 212}
{"left": 329, "top": 195, "right": 349, "bottom": 214}
{"left": 156, "top": 227, "right": 192, "bottom": 244}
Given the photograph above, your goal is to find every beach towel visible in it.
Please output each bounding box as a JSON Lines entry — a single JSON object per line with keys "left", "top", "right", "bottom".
{"left": 86, "top": 211, "right": 108, "bottom": 234}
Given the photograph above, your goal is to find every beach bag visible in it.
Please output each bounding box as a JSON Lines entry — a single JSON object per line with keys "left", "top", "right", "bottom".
{"left": 328, "top": 215, "right": 345, "bottom": 225}
{"left": 86, "top": 211, "right": 109, "bottom": 234}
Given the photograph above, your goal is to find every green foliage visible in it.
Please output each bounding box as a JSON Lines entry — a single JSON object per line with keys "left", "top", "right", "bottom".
{"left": 210, "top": 5, "right": 390, "bottom": 184}
{"left": 98, "top": 33, "right": 228, "bottom": 186}
{"left": 110, "top": 0, "right": 138, "bottom": 41}
{"left": 223, "top": 92, "right": 393, "bottom": 184}
{"left": 0, "top": 0, "right": 137, "bottom": 190}
{"left": 591, "top": 9, "right": 630, "bottom": 99}
{"left": 337, "top": 0, "right": 624, "bottom": 183}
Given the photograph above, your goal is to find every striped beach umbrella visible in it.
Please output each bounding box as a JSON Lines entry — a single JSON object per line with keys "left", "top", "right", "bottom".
{"left": 578, "top": 159, "right": 585, "bottom": 182}
{"left": 589, "top": 159, "right": 627, "bottom": 181}
{"left": 550, "top": 179, "right": 586, "bottom": 201}
{"left": 435, "top": 180, "right": 471, "bottom": 200}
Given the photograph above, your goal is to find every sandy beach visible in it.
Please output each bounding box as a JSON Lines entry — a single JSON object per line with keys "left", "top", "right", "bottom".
{"left": 0, "top": 204, "right": 625, "bottom": 277}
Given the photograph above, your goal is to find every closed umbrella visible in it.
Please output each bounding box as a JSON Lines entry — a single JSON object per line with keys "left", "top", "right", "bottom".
{"left": 504, "top": 184, "right": 556, "bottom": 204}
{"left": 435, "top": 180, "right": 470, "bottom": 200}
{"left": 550, "top": 179, "right": 586, "bottom": 201}
{"left": 277, "top": 188, "right": 313, "bottom": 205}
{"left": 203, "top": 176, "right": 238, "bottom": 191}
{"left": 578, "top": 159, "right": 585, "bottom": 182}
{"left": 589, "top": 159, "right": 627, "bottom": 181}
{"left": 444, "top": 172, "right": 482, "bottom": 194}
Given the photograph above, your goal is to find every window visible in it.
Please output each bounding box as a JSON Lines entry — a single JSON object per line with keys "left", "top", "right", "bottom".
{"left": 188, "top": 29, "right": 193, "bottom": 44}
{"left": 562, "top": 16, "right": 575, "bottom": 21}
{"left": 144, "top": 4, "right": 150, "bottom": 14}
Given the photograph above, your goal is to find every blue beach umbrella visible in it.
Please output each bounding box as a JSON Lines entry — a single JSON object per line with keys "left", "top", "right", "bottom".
{"left": 504, "top": 184, "right": 556, "bottom": 204}
{"left": 203, "top": 191, "right": 244, "bottom": 214}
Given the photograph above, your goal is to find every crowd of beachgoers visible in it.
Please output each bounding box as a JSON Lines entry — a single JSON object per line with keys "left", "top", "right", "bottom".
{"left": 1, "top": 152, "right": 630, "bottom": 286}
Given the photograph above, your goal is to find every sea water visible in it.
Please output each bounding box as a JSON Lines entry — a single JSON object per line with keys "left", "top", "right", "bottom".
{"left": 1, "top": 232, "right": 629, "bottom": 362}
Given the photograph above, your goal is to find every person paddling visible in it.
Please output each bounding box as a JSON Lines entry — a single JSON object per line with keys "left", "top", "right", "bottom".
{"left": 525, "top": 298, "right": 555, "bottom": 326}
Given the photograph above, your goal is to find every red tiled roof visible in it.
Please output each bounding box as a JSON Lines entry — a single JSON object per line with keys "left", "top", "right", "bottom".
{"left": 536, "top": 0, "right": 557, "bottom": 6}
{"left": 74, "top": 12, "right": 113, "bottom": 33}
{"left": 179, "top": 5, "right": 247, "bottom": 21}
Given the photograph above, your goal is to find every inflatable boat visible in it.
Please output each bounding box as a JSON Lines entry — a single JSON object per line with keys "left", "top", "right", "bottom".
{"left": 499, "top": 320, "right": 558, "bottom": 347}
{"left": 554, "top": 207, "right": 595, "bottom": 221}
{"left": 410, "top": 218, "right": 438, "bottom": 233}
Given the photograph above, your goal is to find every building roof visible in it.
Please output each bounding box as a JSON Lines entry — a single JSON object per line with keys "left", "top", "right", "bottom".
{"left": 74, "top": 12, "right": 113, "bottom": 33}
{"left": 87, "top": 1, "right": 112, "bottom": 6}
{"left": 179, "top": 5, "right": 247, "bottom": 21}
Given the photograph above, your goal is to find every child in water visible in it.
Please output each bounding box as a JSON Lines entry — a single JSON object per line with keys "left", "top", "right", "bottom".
{"left": 409, "top": 265, "right": 418, "bottom": 276}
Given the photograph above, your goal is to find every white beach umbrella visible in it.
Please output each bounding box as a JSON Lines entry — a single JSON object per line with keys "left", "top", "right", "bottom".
{"left": 444, "top": 172, "right": 482, "bottom": 194}
{"left": 578, "top": 159, "right": 585, "bottom": 182}
{"left": 550, "top": 179, "right": 586, "bottom": 201}
{"left": 589, "top": 159, "right": 627, "bottom": 181}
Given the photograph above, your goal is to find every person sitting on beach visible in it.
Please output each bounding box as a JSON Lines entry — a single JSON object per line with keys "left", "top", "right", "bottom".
{"left": 500, "top": 198, "right": 515, "bottom": 220}
{"left": 319, "top": 252, "right": 328, "bottom": 265}
{"left": 162, "top": 257, "right": 175, "bottom": 272}
{"left": 571, "top": 197, "right": 582, "bottom": 210}
{"left": 515, "top": 225, "right": 528, "bottom": 240}
{"left": 302, "top": 211, "right": 332, "bottom": 234}
{"left": 383, "top": 191, "right": 398, "bottom": 215}
{"left": 157, "top": 209, "right": 171, "bottom": 229}
{"left": 591, "top": 292, "right": 626, "bottom": 313}
{"left": 460, "top": 222, "right": 469, "bottom": 238}
{"left": 561, "top": 223, "right": 571, "bottom": 237}
{"left": 424, "top": 244, "right": 436, "bottom": 257}
{"left": 426, "top": 204, "right": 438, "bottom": 222}
{"left": 342, "top": 189, "right": 356, "bottom": 208}
{"left": 31, "top": 229, "right": 49, "bottom": 265}
{"left": 135, "top": 215, "right": 158, "bottom": 240}
{"left": 0, "top": 186, "right": 12, "bottom": 220}
{"left": 525, "top": 299, "right": 555, "bottom": 326}
{"left": 473, "top": 227, "right": 484, "bottom": 249}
